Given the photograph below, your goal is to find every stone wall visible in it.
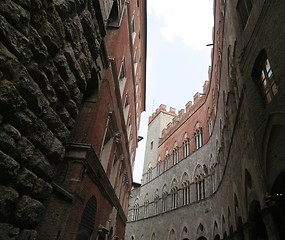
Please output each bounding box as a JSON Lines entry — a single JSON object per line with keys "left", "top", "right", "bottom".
{"left": 0, "top": 0, "right": 104, "bottom": 238}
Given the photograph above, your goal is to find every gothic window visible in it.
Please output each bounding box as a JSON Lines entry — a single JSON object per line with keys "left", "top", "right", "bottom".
{"left": 119, "top": 59, "right": 127, "bottom": 96}
{"left": 144, "top": 201, "right": 149, "bottom": 218}
{"left": 162, "top": 192, "right": 167, "bottom": 212}
{"left": 133, "top": 198, "right": 139, "bottom": 220}
{"left": 146, "top": 165, "right": 152, "bottom": 182}
{"left": 173, "top": 148, "right": 179, "bottom": 165}
{"left": 162, "top": 185, "right": 168, "bottom": 212}
{"left": 182, "top": 181, "right": 191, "bottom": 205}
{"left": 154, "top": 190, "right": 159, "bottom": 215}
{"left": 133, "top": 50, "right": 138, "bottom": 74}
{"left": 252, "top": 49, "right": 277, "bottom": 104}
{"left": 171, "top": 179, "right": 178, "bottom": 209}
{"left": 194, "top": 165, "right": 206, "bottom": 201}
{"left": 208, "top": 119, "right": 213, "bottom": 136}
{"left": 165, "top": 154, "right": 170, "bottom": 171}
{"left": 151, "top": 141, "right": 154, "bottom": 149}
{"left": 195, "top": 128, "right": 203, "bottom": 150}
{"left": 237, "top": 0, "right": 253, "bottom": 29}
{"left": 196, "top": 178, "right": 205, "bottom": 201}
{"left": 171, "top": 187, "right": 178, "bottom": 209}
{"left": 157, "top": 161, "right": 161, "bottom": 176}
{"left": 183, "top": 140, "right": 190, "bottom": 158}
{"left": 131, "top": 15, "right": 136, "bottom": 43}
{"left": 144, "top": 194, "right": 149, "bottom": 218}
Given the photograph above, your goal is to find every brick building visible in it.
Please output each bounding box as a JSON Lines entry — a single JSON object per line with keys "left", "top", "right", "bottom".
{"left": 126, "top": 0, "right": 285, "bottom": 239}
{"left": 0, "top": 0, "right": 146, "bottom": 239}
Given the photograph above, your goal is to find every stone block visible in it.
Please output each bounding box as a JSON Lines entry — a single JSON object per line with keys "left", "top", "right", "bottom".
{"left": 13, "top": 195, "right": 45, "bottom": 228}
{"left": 0, "top": 223, "right": 20, "bottom": 240}
{"left": 0, "top": 185, "right": 19, "bottom": 219}
{"left": 0, "top": 79, "right": 26, "bottom": 113}
{"left": 0, "top": 150, "right": 20, "bottom": 182}
{"left": 0, "top": 0, "right": 30, "bottom": 37}
{"left": 0, "top": 15, "right": 32, "bottom": 61}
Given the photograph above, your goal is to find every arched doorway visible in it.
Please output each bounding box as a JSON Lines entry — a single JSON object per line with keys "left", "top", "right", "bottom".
{"left": 76, "top": 196, "right": 97, "bottom": 240}
{"left": 248, "top": 201, "right": 268, "bottom": 240}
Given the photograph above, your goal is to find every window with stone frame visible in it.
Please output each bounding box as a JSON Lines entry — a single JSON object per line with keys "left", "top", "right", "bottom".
{"left": 131, "top": 15, "right": 136, "bottom": 43}
{"left": 164, "top": 154, "right": 170, "bottom": 171}
{"left": 195, "top": 128, "right": 203, "bottom": 150}
{"left": 183, "top": 139, "right": 190, "bottom": 158}
{"left": 146, "top": 164, "right": 152, "bottom": 182}
{"left": 118, "top": 58, "right": 127, "bottom": 96}
{"left": 154, "top": 190, "right": 159, "bottom": 215}
{"left": 252, "top": 49, "right": 278, "bottom": 104}
{"left": 208, "top": 118, "right": 213, "bottom": 136}
{"left": 162, "top": 192, "right": 167, "bottom": 212}
{"left": 171, "top": 187, "right": 178, "bottom": 209}
{"left": 237, "top": 0, "right": 253, "bottom": 29}
{"left": 157, "top": 161, "right": 161, "bottom": 176}
{"left": 133, "top": 198, "right": 139, "bottom": 220}
{"left": 194, "top": 164, "right": 206, "bottom": 201}
{"left": 162, "top": 185, "right": 168, "bottom": 212}
{"left": 196, "top": 178, "right": 205, "bottom": 201}
{"left": 182, "top": 181, "right": 191, "bottom": 205}
{"left": 144, "top": 200, "right": 149, "bottom": 218}
{"left": 173, "top": 147, "right": 179, "bottom": 165}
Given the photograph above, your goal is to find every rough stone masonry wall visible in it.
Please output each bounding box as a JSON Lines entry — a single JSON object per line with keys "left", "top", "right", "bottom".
{"left": 0, "top": 0, "right": 102, "bottom": 239}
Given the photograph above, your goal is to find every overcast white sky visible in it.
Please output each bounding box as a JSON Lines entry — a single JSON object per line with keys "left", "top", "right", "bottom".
{"left": 133, "top": 0, "right": 214, "bottom": 183}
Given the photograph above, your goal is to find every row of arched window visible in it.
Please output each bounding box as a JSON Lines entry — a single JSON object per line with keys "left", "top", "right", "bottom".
{"left": 133, "top": 173, "right": 207, "bottom": 220}
{"left": 147, "top": 127, "right": 210, "bottom": 183}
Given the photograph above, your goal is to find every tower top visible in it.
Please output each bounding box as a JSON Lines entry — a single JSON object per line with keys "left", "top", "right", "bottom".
{"left": 148, "top": 104, "right": 177, "bottom": 125}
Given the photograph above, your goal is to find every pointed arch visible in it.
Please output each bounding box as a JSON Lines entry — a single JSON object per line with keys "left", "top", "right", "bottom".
{"left": 180, "top": 226, "right": 189, "bottom": 240}
{"left": 196, "top": 223, "right": 207, "bottom": 240}
{"left": 168, "top": 228, "right": 177, "bottom": 240}
{"left": 212, "top": 220, "right": 220, "bottom": 240}
{"left": 262, "top": 113, "right": 285, "bottom": 192}
{"left": 76, "top": 196, "right": 97, "bottom": 239}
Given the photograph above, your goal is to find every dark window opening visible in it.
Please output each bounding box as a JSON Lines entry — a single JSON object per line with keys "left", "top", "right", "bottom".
{"left": 107, "top": 1, "right": 120, "bottom": 27}
{"left": 237, "top": 0, "right": 253, "bottom": 29}
{"left": 252, "top": 49, "right": 278, "bottom": 104}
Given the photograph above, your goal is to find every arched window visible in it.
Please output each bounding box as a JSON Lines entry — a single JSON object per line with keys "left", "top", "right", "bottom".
{"left": 252, "top": 49, "right": 277, "bottom": 104}
{"left": 144, "top": 194, "right": 149, "bottom": 218}
{"left": 237, "top": 0, "right": 253, "bottom": 29}
{"left": 133, "top": 198, "right": 139, "bottom": 220}
{"left": 195, "top": 165, "right": 206, "bottom": 200}
{"left": 147, "top": 164, "right": 152, "bottom": 182}
{"left": 165, "top": 150, "right": 170, "bottom": 171}
{"left": 182, "top": 181, "right": 191, "bottom": 205}
{"left": 154, "top": 189, "right": 159, "bottom": 215}
{"left": 194, "top": 123, "right": 204, "bottom": 150}
{"left": 173, "top": 142, "right": 179, "bottom": 165}
{"left": 171, "top": 179, "right": 178, "bottom": 209}
{"left": 157, "top": 156, "right": 161, "bottom": 176}
{"left": 162, "top": 184, "right": 168, "bottom": 212}
{"left": 76, "top": 196, "right": 97, "bottom": 239}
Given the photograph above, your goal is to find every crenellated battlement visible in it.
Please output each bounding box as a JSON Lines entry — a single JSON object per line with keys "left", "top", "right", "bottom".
{"left": 158, "top": 80, "right": 210, "bottom": 141}
{"left": 148, "top": 104, "right": 177, "bottom": 124}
